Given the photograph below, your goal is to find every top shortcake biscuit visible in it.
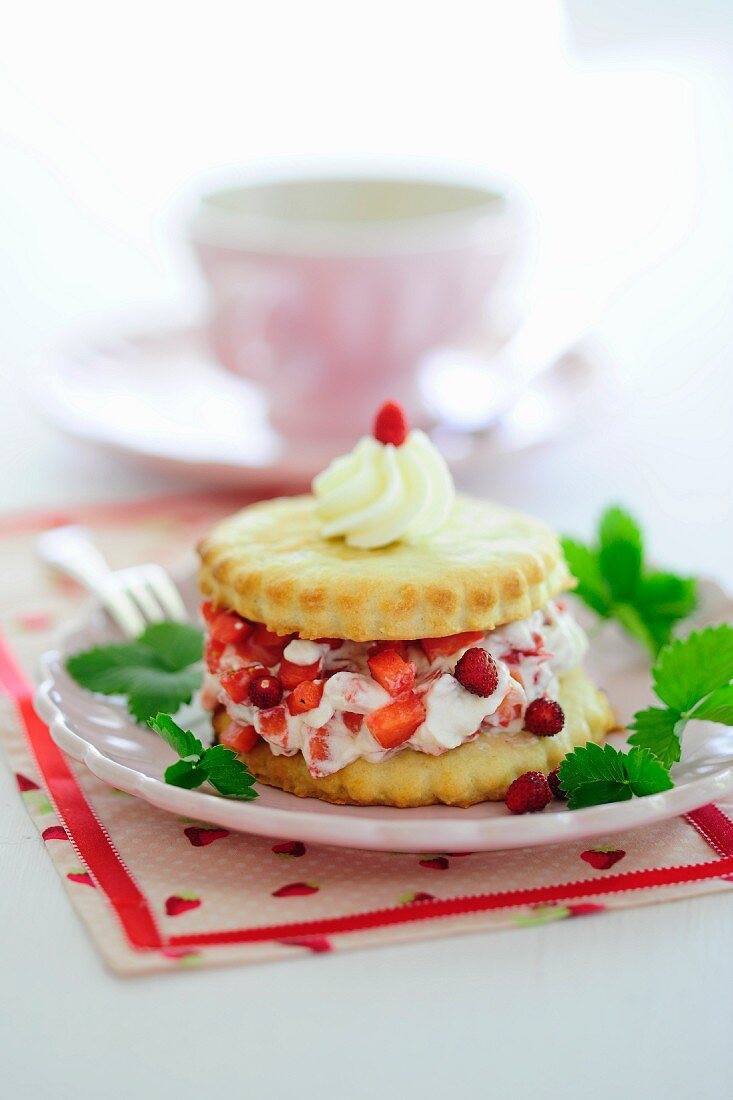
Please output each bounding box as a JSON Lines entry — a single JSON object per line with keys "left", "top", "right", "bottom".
{"left": 198, "top": 493, "right": 572, "bottom": 642}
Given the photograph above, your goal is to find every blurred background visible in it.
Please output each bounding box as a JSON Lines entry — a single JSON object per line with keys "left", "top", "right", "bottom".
{"left": 1, "top": 0, "right": 732, "bottom": 574}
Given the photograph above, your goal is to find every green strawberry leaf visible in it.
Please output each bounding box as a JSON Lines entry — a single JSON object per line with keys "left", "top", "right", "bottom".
{"left": 628, "top": 707, "right": 683, "bottom": 768}
{"left": 598, "top": 507, "right": 643, "bottom": 601}
{"left": 199, "top": 744, "right": 258, "bottom": 799}
{"left": 559, "top": 742, "right": 672, "bottom": 810}
{"left": 636, "top": 572, "right": 697, "bottom": 620}
{"left": 687, "top": 684, "right": 733, "bottom": 726}
{"left": 164, "top": 759, "right": 209, "bottom": 789}
{"left": 560, "top": 538, "right": 611, "bottom": 617}
{"left": 147, "top": 715, "right": 259, "bottom": 800}
{"left": 652, "top": 625, "right": 733, "bottom": 713}
{"left": 623, "top": 746, "right": 674, "bottom": 796}
{"left": 66, "top": 621, "right": 204, "bottom": 723}
{"left": 137, "top": 621, "right": 203, "bottom": 671}
{"left": 147, "top": 713, "right": 204, "bottom": 758}
{"left": 561, "top": 506, "right": 697, "bottom": 656}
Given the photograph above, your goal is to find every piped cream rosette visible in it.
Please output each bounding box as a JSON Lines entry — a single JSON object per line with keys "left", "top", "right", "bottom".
{"left": 312, "top": 429, "right": 455, "bottom": 549}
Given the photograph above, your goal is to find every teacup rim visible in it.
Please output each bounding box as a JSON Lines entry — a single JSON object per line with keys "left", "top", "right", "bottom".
{"left": 189, "top": 170, "right": 519, "bottom": 257}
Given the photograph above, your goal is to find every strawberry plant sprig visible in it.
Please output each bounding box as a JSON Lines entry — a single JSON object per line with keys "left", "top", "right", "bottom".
{"left": 559, "top": 624, "right": 733, "bottom": 809}
{"left": 628, "top": 624, "right": 733, "bottom": 766}
{"left": 66, "top": 621, "right": 204, "bottom": 722}
{"left": 148, "top": 714, "right": 258, "bottom": 800}
{"left": 561, "top": 506, "right": 697, "bottom": 656}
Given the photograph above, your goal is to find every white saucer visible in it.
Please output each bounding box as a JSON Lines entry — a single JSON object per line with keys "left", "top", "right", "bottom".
{"left": 34, "top": 572, "right": 733, "bottom": 854}
{"left": 31, "top": 319, "right": 614, "bottom": 489}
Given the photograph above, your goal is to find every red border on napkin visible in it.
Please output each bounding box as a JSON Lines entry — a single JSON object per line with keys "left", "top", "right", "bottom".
{"left": 2, "top": 633, "right": 733, "bottom": 956}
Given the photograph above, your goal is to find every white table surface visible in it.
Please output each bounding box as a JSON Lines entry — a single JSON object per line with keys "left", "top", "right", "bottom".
{"left": 3, "top": 5, "right": 733, "bottom": 1096}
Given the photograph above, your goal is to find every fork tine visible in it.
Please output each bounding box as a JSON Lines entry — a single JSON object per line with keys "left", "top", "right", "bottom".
{"left": 146, "top": 566, "right": 188, "bottom": 622}
{"left": 99, "top": 582, "right": 147, "bottom": 638}
{"left": 126, "top": 578, "right": 167, "bottom": 624}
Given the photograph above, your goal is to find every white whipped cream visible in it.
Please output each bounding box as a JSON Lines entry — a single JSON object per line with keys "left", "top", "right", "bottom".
{"left": 410, "top": 662, "right": 512, "bottom": 755}
{"left": 312, "top": 430, "right": 455, "bottom": 549}
{"left": 205, "top": 599, "right": 588, "bottom": 780}
{"left": 283, "top": 639, "right": 324, "bottom": 665}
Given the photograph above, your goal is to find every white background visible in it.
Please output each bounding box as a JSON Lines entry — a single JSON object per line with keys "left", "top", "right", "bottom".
{"left": 1, "top": 2, "right": 732, "bottom": 1098}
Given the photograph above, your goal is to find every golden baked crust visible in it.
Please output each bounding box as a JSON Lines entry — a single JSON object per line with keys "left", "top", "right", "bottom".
{"left": 198, "top": 494, "right": 572, "bottom": 641}
{"left": 213, "top": 667, "right": 614, "bottom": 808}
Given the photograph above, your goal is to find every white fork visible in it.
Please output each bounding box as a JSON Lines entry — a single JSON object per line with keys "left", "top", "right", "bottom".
{"left": 37, "top": 525, "right": 188, "bottom": 639}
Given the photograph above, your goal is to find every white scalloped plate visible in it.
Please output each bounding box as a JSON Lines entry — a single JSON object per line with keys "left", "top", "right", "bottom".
{"left": 34, "top": 574, "right": 733, "bottom": 853}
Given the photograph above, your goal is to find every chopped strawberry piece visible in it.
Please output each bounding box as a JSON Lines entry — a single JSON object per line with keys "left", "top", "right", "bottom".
{"left": 204, "top": 637, "right": 226, "bottom": 673}
{"left": 366, "top": 692, "right": 426, "bottom": 749}
{"left": 250, "top": 624, "right": 292, "bottom": 650}
{"left": 368, "top": 639, "right": 410, "bottom": 661}
{"left": 210, "top": 610, "right": 252, "bottom": 647}
{"left": 343, "top": 711, "right": 363, "bottom": 734}
{"left": 280, "top": 657, "right": 323, "bottom": 690}
{"left": 373, "top": 400, "right": 408, "bottom": 446}
{"left": 220, "top": 665, "right": 265, "bottom": 704}
{"left": 308, "top": 726, "right": 330, "bottom": 765}
{"left": 421, "top": 632, "right": 484, "bottom": 662}
{"left": 287, "top": 680, "right": 324, "bottom": 715}
{"left": 259, "top": 706, "right": 287, "bottom": 737}
{"left": 503, "top": 646, "right": 543, "bottom": 665}
{"left": 314, "top": 638, "right": 343, "bottom": 650}
{"left": 219, "top": 722, "right": 260, "bottom": 754}
{"left": 367, "top": 649, "right": 417, "bottom": 697}
{"left": 200, "top": 600, "right": 216, "bottom": 623}
{"left": 236, "top": 640, "right": 283, "bottom": 668}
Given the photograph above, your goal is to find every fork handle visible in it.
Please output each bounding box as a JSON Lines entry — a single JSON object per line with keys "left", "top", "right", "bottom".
{"left": 37, "top": 525, "right": 145, "bottom": 637}
{"left": 37, "top": 525, "right": 115, "bottom": 587}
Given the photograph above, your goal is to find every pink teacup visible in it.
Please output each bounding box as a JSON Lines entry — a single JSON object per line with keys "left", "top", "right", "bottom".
{"left": 190, "top": 173, "right": 522, "bottom": 442}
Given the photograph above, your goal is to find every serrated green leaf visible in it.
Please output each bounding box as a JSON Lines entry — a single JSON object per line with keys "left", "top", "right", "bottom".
{"left": 66, "top": 622, "right": 203, "bottom": 723}
{"left": 164, "top": 759, "right": 208, "bottom": 789}
{"left": 559, "top": 741, "right": 672, "bottom": 809}
{"left": 566, "top": 780, "right": 633, "bottom": 810}
{"left": 637, "top": 572, "right": 697, "bottom": 619}
{"left": 599, "top": 542, "right": 642, "bottom": 602}
{"left": 613, "top": 604, "right": 659, "bottom": 655}
{"left": 559, "top": 741, "right": 629, "bottom": 792}
{"left": 562, "top": 506, "right": 696, "bottom": 657}
{"left": 200, "top": 744, "right": 258, "bottom": 799}
{"left": 67, "top": 643, "right": 162, "bottom": 694}
{"left": 599, "top": 506, "right": 643, "bottom": 551}
{"left": 147, "top": 713, "right": 204, "bottom": 758}
{"left": 687, "top": 684, "right": 733, "bottom": 725}
{"left": 652, "top": 625, "right": 733, "bottom": 713}
{"left": 138, "top": 621, "right": 203, "bottom": 672}
{"left": 560, "top": 538, "right": 611, "bottom": 617}
{"left": 128, "top": 667, "right": 201, "bottom": 722}
{"left": 628, "top": 706, "right": 683, "bottom": 768}
{"left": 636, "top": 614, "right": 676, "bottom": 655}
{"left": 624, "top": 747, "right": 674, "bottom": 795}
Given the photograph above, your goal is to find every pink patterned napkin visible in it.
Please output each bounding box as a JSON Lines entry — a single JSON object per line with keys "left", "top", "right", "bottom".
{"left": 1, "top": 494, "right": 732, "bottom": 975}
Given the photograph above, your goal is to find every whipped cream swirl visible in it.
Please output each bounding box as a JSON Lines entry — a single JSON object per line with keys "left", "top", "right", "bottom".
{"left": 312, "top": 429, "right": 455, "bottom": 549}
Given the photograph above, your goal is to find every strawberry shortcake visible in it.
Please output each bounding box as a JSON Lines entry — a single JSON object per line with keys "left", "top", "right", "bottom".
{"left": 197, "top": 402, "right": 614, "bottom": 807}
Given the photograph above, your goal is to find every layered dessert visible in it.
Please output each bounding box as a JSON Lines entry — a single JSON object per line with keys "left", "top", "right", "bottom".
{"left": 198, "top": 402, "right": 614, "bottom": 807}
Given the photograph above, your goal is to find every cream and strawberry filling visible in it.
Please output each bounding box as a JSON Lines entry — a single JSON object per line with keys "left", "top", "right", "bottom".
{"left": 201, "top": 599, "right": 587, "bottom": 780}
